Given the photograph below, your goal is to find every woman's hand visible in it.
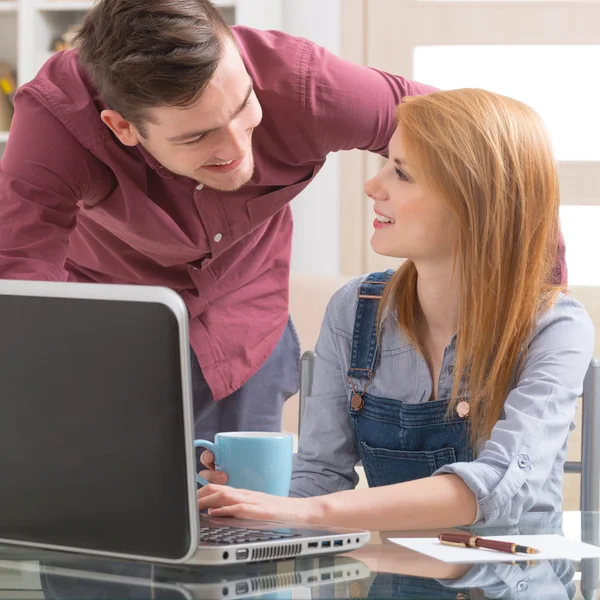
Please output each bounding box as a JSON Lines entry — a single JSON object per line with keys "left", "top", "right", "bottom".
{"left": 198, "top": 451, "right": 228, "bottom": 485}
{"left": 197, "top": 484, "right": 328, "bottom": 525}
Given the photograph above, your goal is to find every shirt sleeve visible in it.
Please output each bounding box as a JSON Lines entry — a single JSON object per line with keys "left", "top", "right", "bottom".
{"left": 289, "top": 281, "right": 361, "bottom": 497}
{"left": 433, "top": 296, "right": 594, "bottom": 526}
{"left": 0, "top": 86, "right": 101, "bottom": 281}
{"left": 300, "top": 42, "right": 438, "bottom": 158}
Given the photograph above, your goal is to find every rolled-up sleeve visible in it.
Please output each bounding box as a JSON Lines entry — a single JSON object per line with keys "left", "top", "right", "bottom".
{"left": 289, "top": 282, "right": 361, "bottom": 498}
{"left": 434, "top": 296, "right": 594, "bottom": 526}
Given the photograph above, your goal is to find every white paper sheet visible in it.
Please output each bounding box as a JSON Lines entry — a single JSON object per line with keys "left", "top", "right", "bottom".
{"left": 389, "top": 534, "right": 600, "bottom": 563}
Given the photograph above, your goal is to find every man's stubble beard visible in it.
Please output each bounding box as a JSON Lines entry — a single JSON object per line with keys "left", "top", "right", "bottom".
{"left": 196, "top": 151, "right": 255, "bottom": 192}
{"left": 139, "top": 139, "right": 255, "bottom": 192}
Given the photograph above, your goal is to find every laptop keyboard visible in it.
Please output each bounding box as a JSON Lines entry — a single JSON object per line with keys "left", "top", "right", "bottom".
{"left": 199, "top": 525, "right": 301, "bottom": 545}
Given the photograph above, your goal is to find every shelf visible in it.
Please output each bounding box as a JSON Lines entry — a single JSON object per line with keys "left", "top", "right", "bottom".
{"left": 0, "top": 131, "right": 9, "bottom": 144}
{"left": 0, "top": 2, "right": 18, "bottom": 12}
{"left": 35, "top": 1, "right": 93, "bottom": 11}
{"left": 35, "top": 0, "right": 233, "bottom": 10}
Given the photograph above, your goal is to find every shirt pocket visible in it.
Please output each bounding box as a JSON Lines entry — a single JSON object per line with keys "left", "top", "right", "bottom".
{"left": 246, "top": 166, "right": 316, "bottom": 230}
{"left": 80, "top": 182, "right": 210, "bottom": 267}
{"left": 359, "top": 441, "right": 457, "bottom": 487}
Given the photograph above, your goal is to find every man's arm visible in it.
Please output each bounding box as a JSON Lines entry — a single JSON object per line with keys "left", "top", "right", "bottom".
{"left": 0, "top": 88, "right": 101, "bottom": 280}
{"left": 299, "top": 42, "right": 437, "bottom": 158}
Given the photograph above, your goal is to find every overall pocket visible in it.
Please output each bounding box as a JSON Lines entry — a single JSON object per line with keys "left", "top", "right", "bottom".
{"left": 359, "top": 441, "right": 457, "bottom": 487}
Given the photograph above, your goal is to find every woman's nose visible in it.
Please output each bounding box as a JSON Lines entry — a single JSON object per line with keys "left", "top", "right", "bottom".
{"left": 364, "top": 176, "right": 386, "bottom": 202}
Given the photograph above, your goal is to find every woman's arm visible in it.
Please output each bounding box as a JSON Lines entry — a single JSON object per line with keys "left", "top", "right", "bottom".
{"left": 319, "top": 473, "right": 477, "bottom": 529}
{"left": 197, "top": 470, "right": 475, "bottom": 528}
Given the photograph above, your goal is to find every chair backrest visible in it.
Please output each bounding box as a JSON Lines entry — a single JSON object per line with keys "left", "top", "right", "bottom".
{"left": 565, "top": 358, "right": 600, "bottom": 512}
{"left": 299, "top": 351, "right": 600, "bottom": 512}
{"left": 298, "top": 351, "right": 316, "bottom": 440}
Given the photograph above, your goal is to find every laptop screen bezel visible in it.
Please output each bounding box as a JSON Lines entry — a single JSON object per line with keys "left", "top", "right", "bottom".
{"left": 0, "top": 280, "right": 199, "bottom": 564}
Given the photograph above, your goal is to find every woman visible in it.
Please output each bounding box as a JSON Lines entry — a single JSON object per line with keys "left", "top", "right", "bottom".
{"left": 197, "top": 88, "right": 594, "bottom": 530}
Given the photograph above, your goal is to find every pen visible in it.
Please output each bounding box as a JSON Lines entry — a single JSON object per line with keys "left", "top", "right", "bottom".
{"left": 438, "top": 532, "right": 539, "bottom": 555}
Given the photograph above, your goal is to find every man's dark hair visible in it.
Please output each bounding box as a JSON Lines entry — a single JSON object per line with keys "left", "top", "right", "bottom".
{"left": 76, "top": 0, "right": 232, "bottom": 135}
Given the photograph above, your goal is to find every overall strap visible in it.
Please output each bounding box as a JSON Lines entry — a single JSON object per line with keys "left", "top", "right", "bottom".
{"left": 347, "top": 270, "right": 394, "bottom": 407}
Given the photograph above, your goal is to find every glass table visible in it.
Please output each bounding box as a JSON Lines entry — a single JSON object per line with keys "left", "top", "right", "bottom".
{"left": 0, "top": 511, "right": 596, "bottom": 599}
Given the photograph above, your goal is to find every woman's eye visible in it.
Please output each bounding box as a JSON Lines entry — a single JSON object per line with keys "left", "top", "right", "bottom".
{"left": 395, "top": 168, "right": 409, "bottom": 182}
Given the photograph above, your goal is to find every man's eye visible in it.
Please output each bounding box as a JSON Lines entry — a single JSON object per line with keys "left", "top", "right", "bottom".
{"left": 185, "top": 137, "right": 204, "bottom": 146}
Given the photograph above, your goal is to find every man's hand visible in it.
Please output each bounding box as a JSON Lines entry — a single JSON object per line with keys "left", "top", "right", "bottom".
{"left": 197, "top": 484, "right": 327, "bottom": 525}
{"left": 198, "top": 451, "right": 228, "bottom": 485}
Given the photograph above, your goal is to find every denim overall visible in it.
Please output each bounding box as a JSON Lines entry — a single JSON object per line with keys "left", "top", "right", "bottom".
{"left": 366, "top": 572, "right": 472, "bottom": 599}
{"left": 348, "top": 271, "right": 472, "bottom": 488}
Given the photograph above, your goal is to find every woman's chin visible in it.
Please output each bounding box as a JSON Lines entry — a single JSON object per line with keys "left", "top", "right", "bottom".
{"left": 370, "top": 239, "right": 403, "bottom": 259}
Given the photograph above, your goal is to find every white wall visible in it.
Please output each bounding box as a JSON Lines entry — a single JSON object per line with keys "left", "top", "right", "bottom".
{"left": 281, "top": 0, "right": 342, "bottom": 277}
{"left": 235, "top": 0, "right": 283, "bottom": 31}
{"left": 236, "top": 0, "right": 343, "bottom": 277}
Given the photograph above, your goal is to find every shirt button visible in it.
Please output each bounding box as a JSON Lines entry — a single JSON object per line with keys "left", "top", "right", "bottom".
{"left": 214, "top": 233, "right": 223, "bottom": 243}
{"left": 196, "top": 183, "right": 204, "bottom": 191}
{"left": 517, "top": 454, "right": 531, "bottom": 470}
{"left": 516, "top": 580, "right": 529, "bottom": 592}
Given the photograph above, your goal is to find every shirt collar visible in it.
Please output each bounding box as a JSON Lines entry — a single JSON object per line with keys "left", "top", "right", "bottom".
{"left": 135, "top": 144, "right": 180, "bottom": 179}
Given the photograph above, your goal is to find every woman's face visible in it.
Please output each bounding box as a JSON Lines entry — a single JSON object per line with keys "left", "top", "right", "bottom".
{"left": 365, "top": 127, "right": 456, "bottom": 263}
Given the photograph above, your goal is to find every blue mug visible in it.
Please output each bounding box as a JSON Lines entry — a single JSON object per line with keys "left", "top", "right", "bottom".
{"left": 194, "top": 432, "right": 293, "bottom": 496}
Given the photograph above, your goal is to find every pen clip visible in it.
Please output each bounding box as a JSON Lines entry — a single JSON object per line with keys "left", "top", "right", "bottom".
{"left": 439, "top": 540, "right": 468, "bottom": 548}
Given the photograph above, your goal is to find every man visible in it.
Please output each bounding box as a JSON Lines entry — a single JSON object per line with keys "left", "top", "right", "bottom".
{"left": 0, "top": 0, "right": 566, "bottom": 446}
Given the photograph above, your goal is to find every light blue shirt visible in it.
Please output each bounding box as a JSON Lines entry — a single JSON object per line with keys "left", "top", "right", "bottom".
{"left": 290, "top": 275, "right": 594, "bottom": 526}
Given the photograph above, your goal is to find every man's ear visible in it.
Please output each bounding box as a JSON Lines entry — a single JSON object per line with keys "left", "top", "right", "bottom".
{"left": 101, "top": 110, "right": 141, "bottom": 146}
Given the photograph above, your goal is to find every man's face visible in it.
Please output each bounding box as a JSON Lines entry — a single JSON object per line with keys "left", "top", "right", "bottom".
{"left": 138, "top": 38, "right": 263, "bottom": 191}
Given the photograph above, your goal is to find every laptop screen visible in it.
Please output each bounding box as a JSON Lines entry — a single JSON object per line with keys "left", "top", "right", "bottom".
{"left": 0, "top": 291, "right": 192, "bottom": 560}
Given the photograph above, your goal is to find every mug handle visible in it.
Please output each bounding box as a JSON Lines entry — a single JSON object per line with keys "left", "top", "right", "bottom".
{"left": 194, "top": 439, "right": 217, "bottom": 486}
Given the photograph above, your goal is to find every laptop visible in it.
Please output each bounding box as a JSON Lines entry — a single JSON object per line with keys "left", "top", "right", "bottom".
{"left": 0, "top": 279, "right": 370, "bottom": 565}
